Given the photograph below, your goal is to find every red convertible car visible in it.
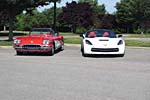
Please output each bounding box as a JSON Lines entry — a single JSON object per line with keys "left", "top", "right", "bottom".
{"left": 13, "top": 28, "right": 64, "bottom": 55}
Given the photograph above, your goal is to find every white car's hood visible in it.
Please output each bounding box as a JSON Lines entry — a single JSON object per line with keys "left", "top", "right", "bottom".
{"left": 85, "top": 37, "right": 123, "bottom": 48}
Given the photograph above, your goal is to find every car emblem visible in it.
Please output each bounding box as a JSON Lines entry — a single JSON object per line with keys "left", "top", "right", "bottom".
{"left": 30, "top": 40, "right": 33, "bottom": 43}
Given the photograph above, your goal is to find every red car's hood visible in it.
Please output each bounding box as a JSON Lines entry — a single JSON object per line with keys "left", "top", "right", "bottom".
{"left": 16, "top": 34, "right": 53, "bottom": 45}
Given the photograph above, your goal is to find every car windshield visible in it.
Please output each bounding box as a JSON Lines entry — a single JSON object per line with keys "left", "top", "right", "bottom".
{"left": 31, "top": 28, "right": 52, "bottom": 35}
{"left": 86, "top": 30, "right": 117, "bottom": 38}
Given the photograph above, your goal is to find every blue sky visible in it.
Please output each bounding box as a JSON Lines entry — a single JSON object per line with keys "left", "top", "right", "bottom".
{"left": 37, "top": 0, "right": 121, "bottom": 13}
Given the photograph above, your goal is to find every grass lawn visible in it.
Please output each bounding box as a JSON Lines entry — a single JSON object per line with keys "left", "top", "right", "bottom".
{"left": 125, "top": 34, "right": 150, "bottom": 38}
{"left": 0, "top": 41, "right": 13, "bottom": 46}
{"left": 125, "top": 40, "right": 150, "bottom": 47}
{"left": 60, "top": 32, "right": 79, "bottom": 36}
{"left": 64, "top": 38, "right": 81, "bottom": 44}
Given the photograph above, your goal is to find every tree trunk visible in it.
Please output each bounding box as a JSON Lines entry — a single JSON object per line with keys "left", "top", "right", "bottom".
{"left": 8, "top": 10, "right": 15, "bottom": 41}
{"left": 8, "top": 16, "right": 14, "bottom": 41}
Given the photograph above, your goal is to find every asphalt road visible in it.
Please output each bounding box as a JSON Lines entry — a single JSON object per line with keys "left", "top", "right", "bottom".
{"left": 0, "top": 46, "right": 150, "bottom": 100}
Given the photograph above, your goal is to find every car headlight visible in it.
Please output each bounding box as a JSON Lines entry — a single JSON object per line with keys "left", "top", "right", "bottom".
{"left": 118, "top": 40, "right": 123, "bottom": 45}
{"left": 85, "top": 40, "right": 92, "bottom": 45}
{"left": 14, "top": 39, "right": 21, "bottom": 44}
{"left": 43, "top": 40, "right": 50, "bottom": 45}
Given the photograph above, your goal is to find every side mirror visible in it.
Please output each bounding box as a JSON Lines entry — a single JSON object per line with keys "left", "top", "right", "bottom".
{"left": 118, "top": 34, "right": 122, "bottom": 38}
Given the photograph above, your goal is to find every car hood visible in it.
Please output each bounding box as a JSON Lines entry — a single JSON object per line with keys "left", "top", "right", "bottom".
{"left": 85, "top": 37, "right": 124, "bottom": 48}
{"left": 15, "top": 34, "right": 53, "bottom": 45}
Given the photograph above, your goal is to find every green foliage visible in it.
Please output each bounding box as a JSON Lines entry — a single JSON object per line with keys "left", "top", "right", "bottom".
{"left": 115, "top": 0, "right": 150, "bottom": 33}
{"left": 78, "top": 0, "right": 98, "bottom": 5}
{"left": 133, "top": 28, "right": 142, "bottom": 34}
{"left": 43, "top": 7, "right": 62, "bottom": 26}
{"left": 75, "top": 27, "right": 87, "bottom": 34}
{"left": 146, "top": 29, "right": 150, "bottom": 34}
{"left": 14, "top": 7, "right": 62, "bottom": 31}
{"left": 14, "top": 11, "right": 46, "bottom": 30}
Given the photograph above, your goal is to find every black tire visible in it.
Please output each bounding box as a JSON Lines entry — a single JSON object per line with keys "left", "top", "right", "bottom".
{"left": 81, "top": 47, "right": 88, "bottom": 57}
{"left": 118, "top": 54, "right": 125, "bottom": 57}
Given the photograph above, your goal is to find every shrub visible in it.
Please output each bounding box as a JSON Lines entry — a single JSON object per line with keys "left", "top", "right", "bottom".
{"left": 146, "top": 29, "right": 150, "bottom": 33}
{"left": 75, "top": 27, "right": 87, "bottom": 34}
{"left": 134, "top": 28, "right": 141, "bottom": 34}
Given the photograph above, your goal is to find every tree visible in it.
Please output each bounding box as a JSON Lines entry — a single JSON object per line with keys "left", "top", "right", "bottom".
{"left": 43, "top": 7, "right": 62, "bottom": 27}
{"left": 115, "top": 0, "right": 150, "bottom": 33}
{"left": 14, "top": 7, "right": 62, "bottom": 31}
{"left": 92, "top": 4, "right": 106, "bottom": 28}
{"left": 101, "top": 14, "right": 117, "bottom": 29}
{"left": 50, "top": 0, "right": 61, "bottom": 31}
{"left": 79, "top": 0, "right": 98, "bottom": 5}
{"left": 115, "top": 0, "right": 134, "bottom": 33}
{"left": 15, "top": 9, "right": 48, "bottom": 31}
{"left": 78, "top": 0, "right": 106, "bottom": 28}
{"left": 58, "top": 1, "right": 93, "bottom": 33}
{"left": 0, "top": 0, "right": 58, "bottom": 41}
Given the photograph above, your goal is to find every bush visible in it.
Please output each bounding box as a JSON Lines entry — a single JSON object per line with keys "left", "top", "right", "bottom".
{"left": 134, "top": 28, "right": 142, "bottom": 34}
{"left": 112, "top": 28, "right": 121, "bottom": 34}
{"left": 75, "top": 27, "right": 87, "bottom": 34}
{"left": 146, "top": 29, "right": 150, "bottom": 33}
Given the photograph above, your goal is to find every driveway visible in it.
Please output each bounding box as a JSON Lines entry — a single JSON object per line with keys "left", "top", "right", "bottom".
{"left": 0, "top": 46, "right": 150, "bottom": 100}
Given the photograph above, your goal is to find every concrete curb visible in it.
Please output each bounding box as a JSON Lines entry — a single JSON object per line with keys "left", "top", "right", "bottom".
{"left": 64, "top": 43, "right": 80, "bottom": 47}
{"left": 0, "top": 46, "right": 13, "bottom": 49}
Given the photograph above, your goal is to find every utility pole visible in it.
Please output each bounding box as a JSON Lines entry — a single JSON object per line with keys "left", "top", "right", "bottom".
{"left": 53, "top": 1, "right": 56, "bottom": 31}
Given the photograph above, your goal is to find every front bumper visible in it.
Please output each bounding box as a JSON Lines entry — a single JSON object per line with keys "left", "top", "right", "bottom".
{"left": 83, "top": 45, "right": 125, "bottom": 55}
{"left": 14, "top": 44, "right": 52, "bottom": 53}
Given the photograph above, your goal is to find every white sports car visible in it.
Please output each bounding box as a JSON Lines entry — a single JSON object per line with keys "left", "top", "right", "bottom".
{"left": 80, "top": 29, "right": 125, "bottom": 57}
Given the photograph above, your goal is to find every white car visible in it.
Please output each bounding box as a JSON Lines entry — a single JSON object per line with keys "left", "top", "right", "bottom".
{"left": 80, "top": 29, "right": 125, "bottom": 57}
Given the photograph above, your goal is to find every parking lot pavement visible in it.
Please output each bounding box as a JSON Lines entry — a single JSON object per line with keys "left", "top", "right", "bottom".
{"left": 0, "top": 46, "right": 150, "bottom": 100}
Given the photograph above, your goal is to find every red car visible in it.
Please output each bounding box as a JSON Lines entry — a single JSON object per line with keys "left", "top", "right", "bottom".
{"left": 13, "top": 28, "right": 64, "bottom": 55}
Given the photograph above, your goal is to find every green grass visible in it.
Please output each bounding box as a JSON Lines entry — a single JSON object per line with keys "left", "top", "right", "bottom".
{"left": 125, "top": 40, "right": 150, "bottom": 47}
{"left": 0, "top": 41, "right": 13, "bottom": 46}
{"left": 125, "top": 34, "right": 150, "bottom": 38}
{"left": 60, "top": 32, "right": 78, "bottom": 36}
{"left": 64, "top": 38, "right": 81, "bottom": 44}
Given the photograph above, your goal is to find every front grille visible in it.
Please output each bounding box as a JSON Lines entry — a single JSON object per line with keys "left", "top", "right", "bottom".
{"left": 22, "top": 44, "right": 41, "bottom": 50}
{"left": 91, "top": 48, "right": 119, "bottom": 52}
